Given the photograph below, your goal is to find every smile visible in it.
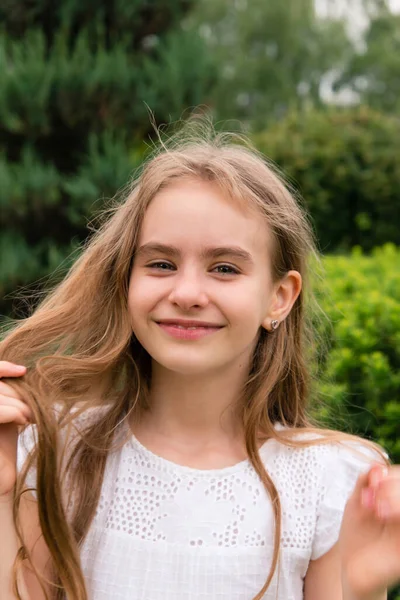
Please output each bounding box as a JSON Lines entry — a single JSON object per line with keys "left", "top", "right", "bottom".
{"left": 156, "top": 321, "right": 224, "bottom": 340}
{"left": 172, "top": 325, "right": 203, "bottom": 330}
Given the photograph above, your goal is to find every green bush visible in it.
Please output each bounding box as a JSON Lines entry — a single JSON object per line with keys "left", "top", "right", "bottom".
{"left": 315, "top": 247, "right": 400, "bottom": 600}
{"left": 314, "top": 244, "right": 400, "bottom": 463}
{"left": 254, "top": 107, "right": 400, "bottom": 252}
{"left": 0, "top": 0, "right": 215, "bottom": 319}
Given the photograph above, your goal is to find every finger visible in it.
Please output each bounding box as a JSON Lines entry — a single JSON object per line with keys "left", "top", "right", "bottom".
{"left": 0, "top": 381, "right": 23, "bottom": 401}
{"left": 374, "top": 466, "right": 400, "bottom": 490}
{"left": 0, "top": 405, "right": 28, "bottom": 427}
{"left": 374, "top": 475, "right": 400, "bottom": 520}
{"left": 0, "top": 395, "right": 33, "bottom": 421}
{"left": 356, "top": 465, "right": 388, "bottom": 510}
{"left": 0, "top": 362, "right": 26, "bottom": 378}
{"left": 367, "top": 464, "right": 389, "bottom": 488}
{"left": 352, "top": 469, "right": 373, "bottom": 501}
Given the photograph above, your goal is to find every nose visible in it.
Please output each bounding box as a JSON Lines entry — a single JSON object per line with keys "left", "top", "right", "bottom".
{"left": 168, "top": 269, "right": 209, "bottom": 311}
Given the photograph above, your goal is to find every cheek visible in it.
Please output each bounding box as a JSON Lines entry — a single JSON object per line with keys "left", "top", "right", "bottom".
{"left": 128, "top": 274, "right": 146, "bottom": 320}
{"left": 127, "top": 288, "right": 150, "bottom": 342}
{"left": 222, "top": 279, "right": 270, "bottom": 322}
{"left": 127, "top": 272, "right": 167, "bottom": 323}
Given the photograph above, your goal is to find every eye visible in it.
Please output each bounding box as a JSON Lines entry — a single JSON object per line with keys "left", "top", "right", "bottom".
{"left": 147, "top": 261, "right": 175, "bottom": 271}
{"left": 212, "top": 264, "right": 240, "bottom": 275}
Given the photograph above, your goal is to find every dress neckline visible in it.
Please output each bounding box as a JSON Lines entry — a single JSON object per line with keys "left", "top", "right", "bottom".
{"left": 127, "top": 425, "right": 284, "bottom": 477}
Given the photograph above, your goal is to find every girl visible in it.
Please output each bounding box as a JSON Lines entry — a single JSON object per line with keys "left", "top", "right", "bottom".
{"left": 0, "top": 126, "right": 399, "bottom": 600}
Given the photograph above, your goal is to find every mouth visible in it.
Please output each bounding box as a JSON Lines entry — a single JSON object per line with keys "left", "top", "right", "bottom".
{"left": 155, "top": 320, "right": 224, "bottom": 340}
{"left": 156, "top": 319, "right": 224, "bottom": 329}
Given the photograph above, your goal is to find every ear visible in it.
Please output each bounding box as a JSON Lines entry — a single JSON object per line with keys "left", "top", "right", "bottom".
{"left": 261, "top": 270, "right": 302, "bottom": 331}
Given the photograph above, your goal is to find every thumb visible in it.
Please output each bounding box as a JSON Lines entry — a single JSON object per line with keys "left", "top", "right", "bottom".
{"left": 350, "top": 464, "right": 388, "bottom": 506}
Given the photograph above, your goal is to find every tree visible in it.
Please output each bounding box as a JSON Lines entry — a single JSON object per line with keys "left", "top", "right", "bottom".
{"left": 187, "top": 0, "right": 351, "bottom": 127}
{"left": 335, "top": 10, "right": 400, "bottom": 113}
{"left": 254, "top": 106, "right": 400, "bottom": 252}
{"left": 0, "top": 0, "right": 216, "bottom": 320}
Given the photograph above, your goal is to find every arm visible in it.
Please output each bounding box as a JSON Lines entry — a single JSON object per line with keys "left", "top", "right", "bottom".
{"left": 0, "top": 362, "right": 52, "bottom": 598}
{"left": 0, "top": 491, "right": 51, "bottom": 600}
{"left": 304, "top": 543, "right": 387, "bottom": 600}
{"left": 0, "top": 492, "right": 29, "bottom": 600}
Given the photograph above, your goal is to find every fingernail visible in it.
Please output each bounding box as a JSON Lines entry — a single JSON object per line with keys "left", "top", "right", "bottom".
{"left": 370, "top": 468, "right": 386, "bottom": 487}
{"left": 14, "top": 365, "right": 26, "bottom": 371}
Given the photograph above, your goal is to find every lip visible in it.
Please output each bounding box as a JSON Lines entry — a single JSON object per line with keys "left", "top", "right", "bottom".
{"left": 155, "top": 319, "right": 224, "bottom": 341}
{"left": 156, "top": 319, "right": 224, "bottom": 327}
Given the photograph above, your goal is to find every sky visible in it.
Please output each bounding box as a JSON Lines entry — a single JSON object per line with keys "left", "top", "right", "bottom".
{"left": 316, "top": 0, "right": 400, "bottom": 41}
{"left": 315, "top": 0, "right": 400, "bottom": 103}
{"left": 316, "top": 0, "right": 400, "bottom": 18}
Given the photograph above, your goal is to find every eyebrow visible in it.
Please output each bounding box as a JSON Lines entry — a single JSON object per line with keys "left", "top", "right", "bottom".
{"left": 135, "top": 243, "right": 254, "bottom": 264}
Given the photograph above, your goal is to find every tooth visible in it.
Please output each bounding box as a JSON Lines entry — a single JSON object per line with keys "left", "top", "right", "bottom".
{"left": 170, "top": 325, "right": 204, "bottom": 329}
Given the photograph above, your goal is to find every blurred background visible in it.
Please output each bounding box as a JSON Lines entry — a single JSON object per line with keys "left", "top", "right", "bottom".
{"left": 0, "top": 2, "right": 399, "bottom": 591}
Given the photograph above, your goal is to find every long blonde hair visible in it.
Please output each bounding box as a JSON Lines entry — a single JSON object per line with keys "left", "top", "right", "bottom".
{"left": 0, "top": 123, "right": 384, "bottom": 599}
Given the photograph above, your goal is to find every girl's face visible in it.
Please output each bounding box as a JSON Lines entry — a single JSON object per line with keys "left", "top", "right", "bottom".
{"left": 128, "top": 178, "right": 282, "bottom": 377}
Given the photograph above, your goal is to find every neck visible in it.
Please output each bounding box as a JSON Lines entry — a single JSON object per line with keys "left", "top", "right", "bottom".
{"left": 139, "top": 359, "right": 250, "bottom": 444}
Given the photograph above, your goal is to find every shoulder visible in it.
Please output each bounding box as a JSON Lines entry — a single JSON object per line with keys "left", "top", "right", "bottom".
{"left": 269, "top": 423, "right": 385, "bottom": 464}
{"left": 261, "top": 425, "right": 386, "bottom": 499}
{"left": 17, "top": 405, "right": 112, "bottom": 487}
{"left": 261, "top": 426, "right": 386, "bottom": 560}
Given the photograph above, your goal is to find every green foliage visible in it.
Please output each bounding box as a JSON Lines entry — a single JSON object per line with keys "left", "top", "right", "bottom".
{"left": 314, "top": 245, "right": 400, "bottom": 463}
{"left": 188, "top": 0, "right": 351, "bottom": 125}
{"left": 315, "top": 243, "right": 400, "bottom": 600}
{"left": 254, "top": 107, "right": 400, "bottom": 252}
{"left": 336, "top": 11, "right": 400, "bottom": 113}
{"left": 0, "top": 0, "right": 216, "bottom": 318}
{"left": 0, "top": 1, "right": 193, "bottom": 43}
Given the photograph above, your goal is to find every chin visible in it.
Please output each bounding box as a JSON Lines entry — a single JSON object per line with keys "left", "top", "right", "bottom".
{"left": 153, "top": 352, "right": 224, "bottom": 377}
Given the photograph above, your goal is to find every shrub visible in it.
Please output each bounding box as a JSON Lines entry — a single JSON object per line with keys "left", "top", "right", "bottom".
{"left": 0, "top": 0, "right": 215, "bottom": 319}
{"left": 254, "top": 107, "right": 400, "bottom": 252}
{"left": 314, "top": 244, "right": 400, "bottom": 463}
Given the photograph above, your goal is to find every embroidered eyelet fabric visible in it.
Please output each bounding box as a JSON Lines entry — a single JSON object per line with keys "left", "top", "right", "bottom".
{"left": 18, "top": 426, "right": 377, "bottom": 600}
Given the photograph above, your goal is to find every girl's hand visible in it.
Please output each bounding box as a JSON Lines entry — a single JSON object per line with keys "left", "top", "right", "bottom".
{"left": 340, "top": 464, "right": 400, "bottom": 600}
{"left": 0, "top": 361, "right": 32, "bottom": 498}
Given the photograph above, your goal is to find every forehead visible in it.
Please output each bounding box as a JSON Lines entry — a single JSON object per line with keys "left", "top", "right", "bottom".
{"left": 139, "top": 179, "right": 272, "bottom": 258}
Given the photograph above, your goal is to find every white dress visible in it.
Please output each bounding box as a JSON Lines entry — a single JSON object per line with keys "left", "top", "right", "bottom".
{"left": 18, "top": 424, "right": 376, "bottom": 600}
